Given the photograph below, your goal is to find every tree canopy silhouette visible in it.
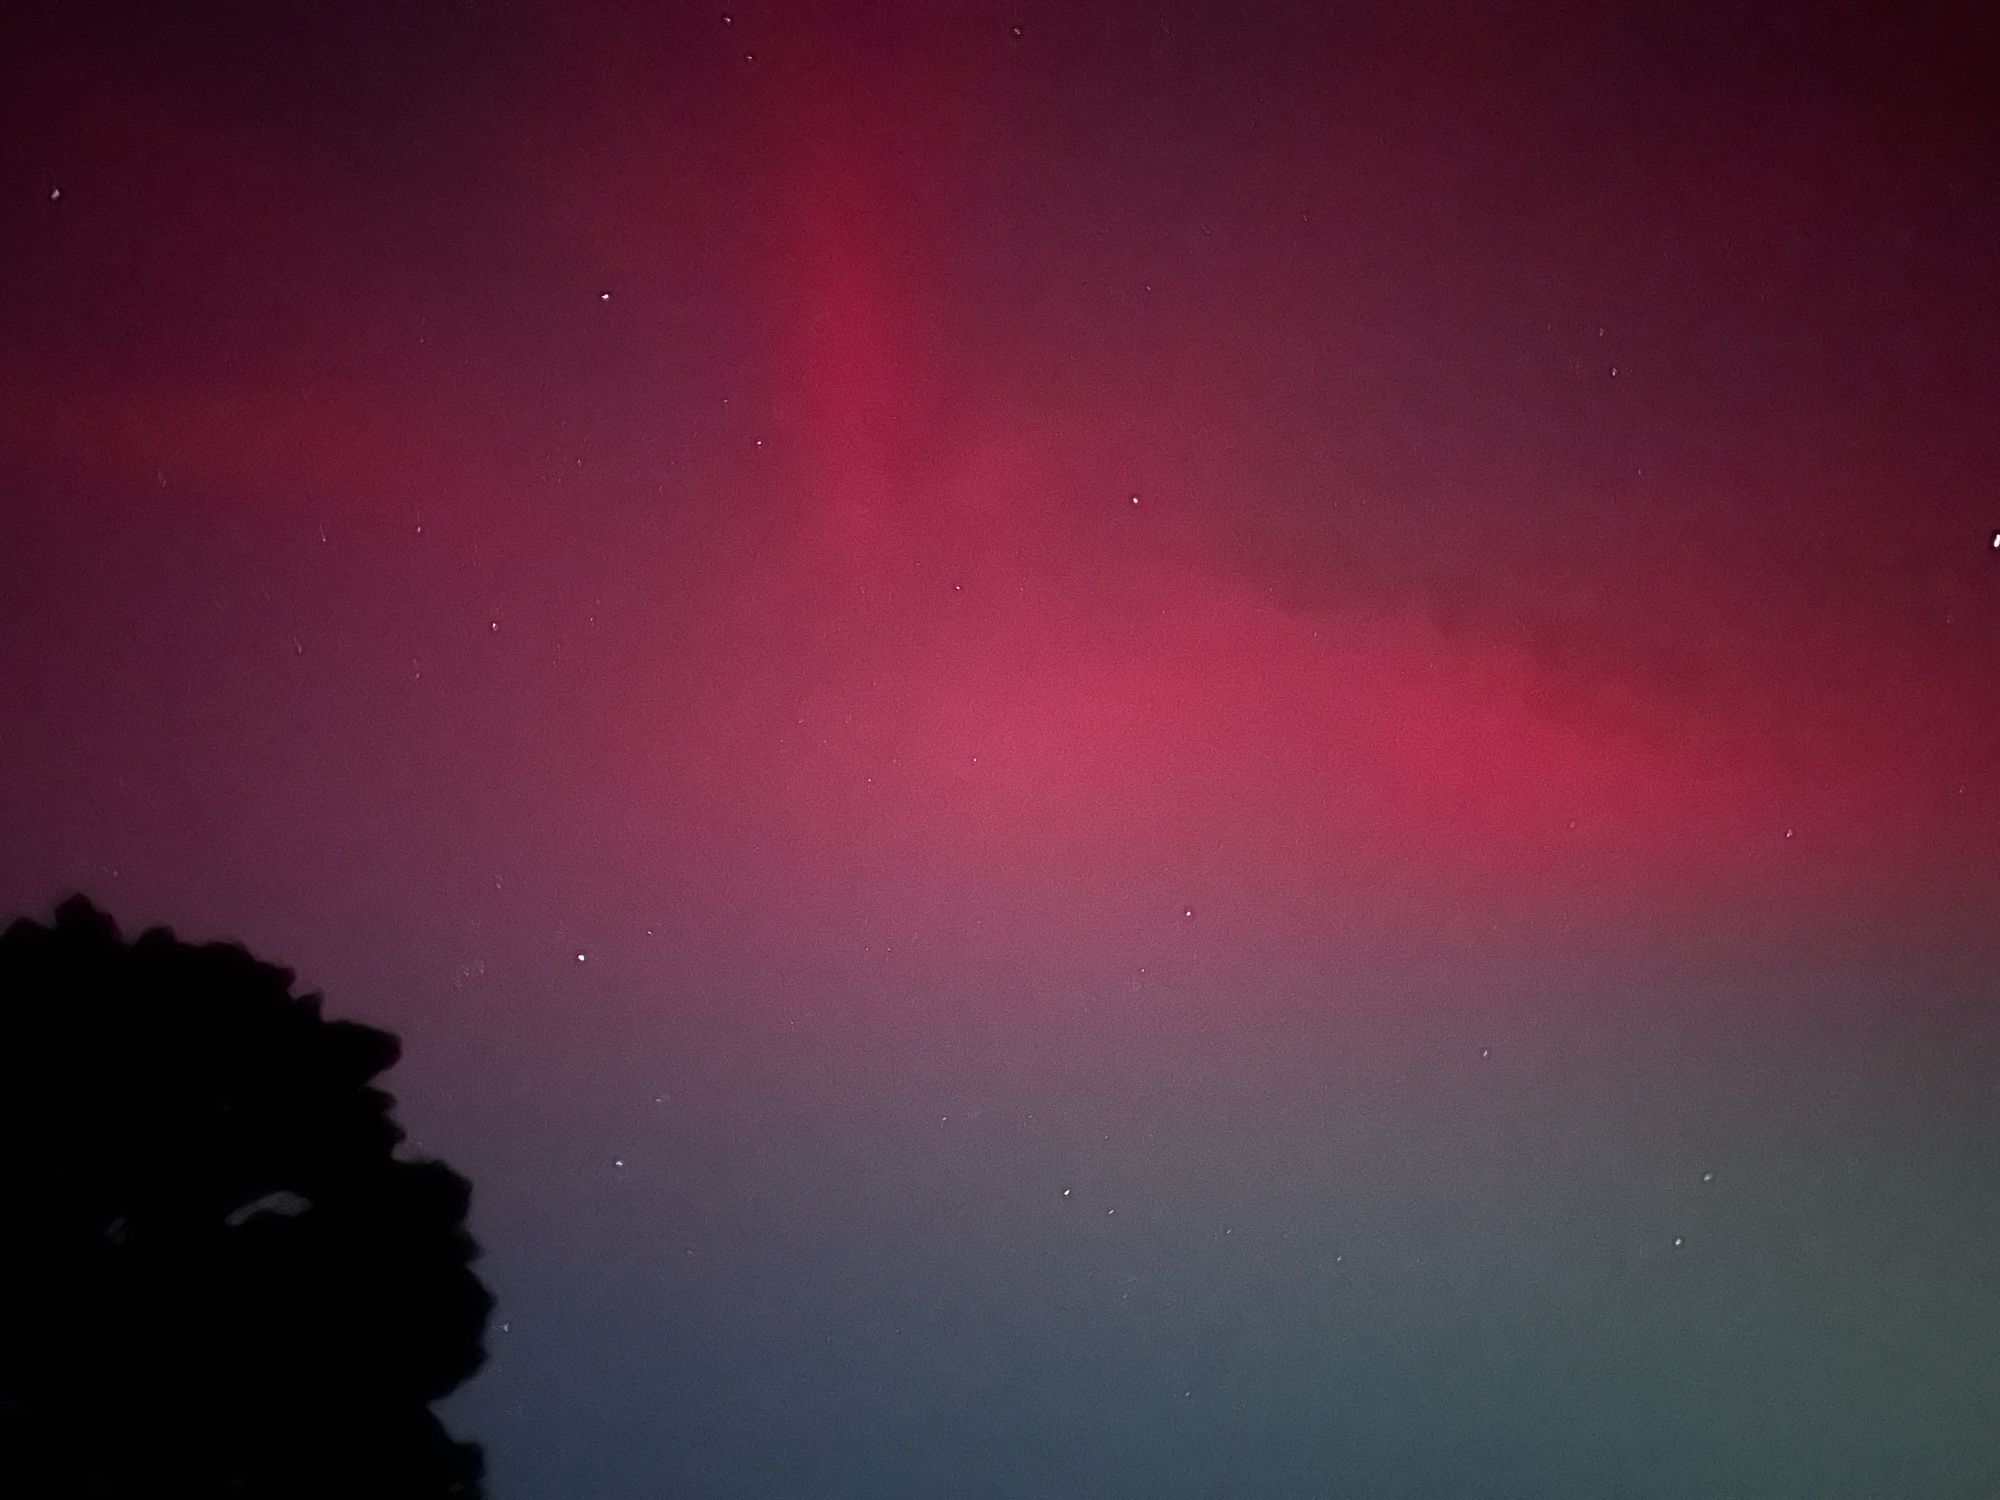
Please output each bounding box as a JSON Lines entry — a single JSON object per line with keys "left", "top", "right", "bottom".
{"left": 0, "top": 896, "right": 494, "bottom": 1499}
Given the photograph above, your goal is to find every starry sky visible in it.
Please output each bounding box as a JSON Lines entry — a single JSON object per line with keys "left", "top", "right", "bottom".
{"left": 4, "top": 2, "right": 2000, "bottom": 1495}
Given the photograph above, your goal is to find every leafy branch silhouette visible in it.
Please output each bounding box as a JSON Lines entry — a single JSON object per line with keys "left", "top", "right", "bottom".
{"left": 0, "top": 896, "right": 493, "bottom": 1498}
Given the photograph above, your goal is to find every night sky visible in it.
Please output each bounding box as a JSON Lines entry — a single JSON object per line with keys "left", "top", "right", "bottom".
{"left": 5, "top": 2, "right": 2000, "bottom": 1495}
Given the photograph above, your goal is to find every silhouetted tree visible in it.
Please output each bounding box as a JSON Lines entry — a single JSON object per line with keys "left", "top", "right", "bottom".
{"left": 0, "top": 896, "right": 493, "bottom": 1498}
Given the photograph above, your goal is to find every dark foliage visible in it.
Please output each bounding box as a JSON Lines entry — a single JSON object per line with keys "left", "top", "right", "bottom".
{"left": 0, "top": 896, "right": 493, "bottom": 1498}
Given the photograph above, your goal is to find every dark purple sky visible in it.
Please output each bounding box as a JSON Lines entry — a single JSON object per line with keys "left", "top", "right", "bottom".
{"left": 4, "top": 3, "right": 1999, "bottom": 1495}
